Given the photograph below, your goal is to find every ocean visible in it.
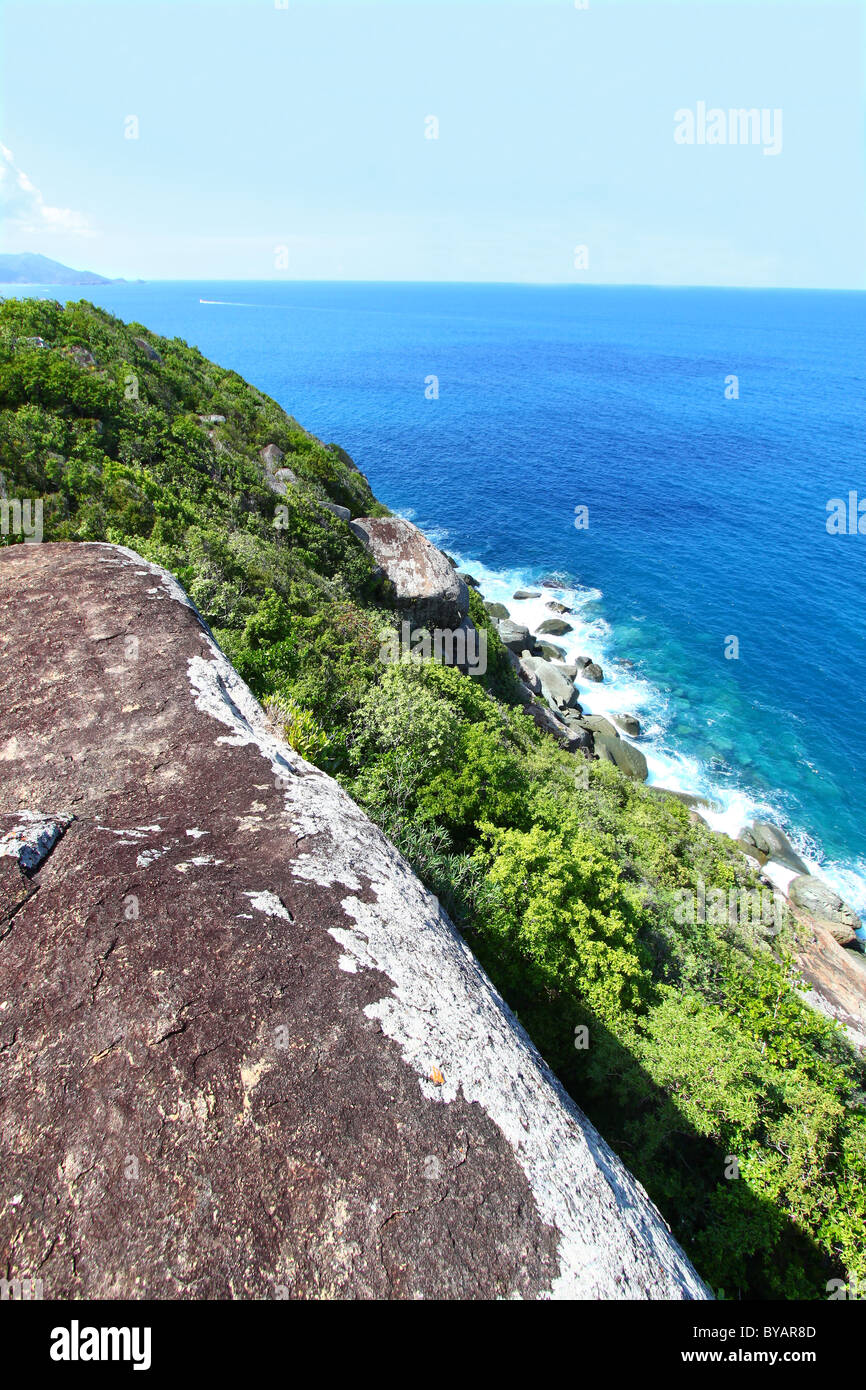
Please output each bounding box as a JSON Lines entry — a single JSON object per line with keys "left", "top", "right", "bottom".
{"left": 6, "top": 280, "right": 866, "bottom": 928}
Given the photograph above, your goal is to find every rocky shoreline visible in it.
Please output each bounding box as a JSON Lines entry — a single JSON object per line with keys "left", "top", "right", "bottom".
{"left": 348, "top": 513, "right": 866, "bottom": 1047}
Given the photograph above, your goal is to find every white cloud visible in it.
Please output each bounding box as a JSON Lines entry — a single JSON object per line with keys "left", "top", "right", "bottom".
{"left": 0, "top": 143, "right": 93, "bottom": 237}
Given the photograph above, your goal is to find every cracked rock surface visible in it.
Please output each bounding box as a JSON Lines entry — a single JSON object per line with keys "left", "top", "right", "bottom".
{"left": 0, "top": 542, "right": 708, "bottom": 1301}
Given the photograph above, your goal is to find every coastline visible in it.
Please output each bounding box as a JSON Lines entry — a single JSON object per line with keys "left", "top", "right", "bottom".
{"left": 424, "top": 526, "right": 866, "bottom": 946}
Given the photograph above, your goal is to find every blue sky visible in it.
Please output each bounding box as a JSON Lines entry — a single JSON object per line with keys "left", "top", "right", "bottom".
{"left": 1, "top": 0, "right": 863, "bottom": 286}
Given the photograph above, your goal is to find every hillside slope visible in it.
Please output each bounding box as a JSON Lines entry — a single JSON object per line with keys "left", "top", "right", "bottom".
{"left": 0, "top": 540, "right": 709, "bottom": 1299}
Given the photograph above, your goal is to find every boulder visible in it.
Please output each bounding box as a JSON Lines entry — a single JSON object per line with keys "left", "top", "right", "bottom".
{"left": 484, "top": 602, "right": 510, "bottom": 621}
{"left": 457, "top": 572, "right": 480, "bottom": 589}
{"left": 261, "top": 443, "right": 299, "bottom": 496}
{"left": 516, "top": 657, "right": 541, "bottom": 696}
{"left": 612, "top": 714, "right": 641, "bottom": 737}
{"left": 545, "top": 601, "right": 572, "bottom": 615}
{"left": 594, "top": 734, "right": 648, "bottom": 782}
{"left": 513, "top": 589, "right": 540, "bottom": 600}
{"left": 736, "top": 839, "right": 768, "bottom": 866}
{"left": 133, "top": 336, "right": 162, "bottom": 363}
{"left": 66, "top": 344, "right": 97, "bottom": 368}
{"left": 520, "top": 655, "right": 579, "bottom": 710}
{"left": 497, "top": 619, "right": 532, "bottom": 654}
{"left": 321, "top": 500, "right": 351, "bottom": 523}
{"left": 537, "top": 642, "right": 567, "bottom": 661}
{"left": 580, "top": 715, "right": 620, "bottom": 741}
{"left": 788, "top": 876, "right": 862, "bottom": 948}
{"left": 350, "top": 517, "right": 469, "bottom": 629}
{"left": 525, "top": 703, "right": 592, "bottom": 756}
{"left": 260, "top": 443, "right": 285, "bottom": 470}
{"left": 744, "top": 823, "right": 810, "bottom": 875}
{"left": 536, "top": 618, "right": 573, "bottom": 637}
{"left": 0, "top": 541, "right": 707, "bottom": 1301}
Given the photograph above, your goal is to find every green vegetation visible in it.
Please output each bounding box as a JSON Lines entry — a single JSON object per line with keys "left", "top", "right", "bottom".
{"left": 2, "top": 297, "right": 864, "bottom": 1299}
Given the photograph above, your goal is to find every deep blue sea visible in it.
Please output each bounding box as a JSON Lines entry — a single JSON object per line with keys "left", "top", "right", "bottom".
{"left": 7, "top": 281, "right": 866, "bottom": 926}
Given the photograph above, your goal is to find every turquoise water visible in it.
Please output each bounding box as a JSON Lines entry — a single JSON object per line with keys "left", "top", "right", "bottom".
{"left": 7, "top": 280, "right": 866, "bottom": 925}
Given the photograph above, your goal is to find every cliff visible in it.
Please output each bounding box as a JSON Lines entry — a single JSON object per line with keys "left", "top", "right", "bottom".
{"left": 0, "top": 541, "right": 708, "bottom": 1300}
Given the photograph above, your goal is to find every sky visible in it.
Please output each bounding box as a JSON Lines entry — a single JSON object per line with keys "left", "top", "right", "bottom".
{"left": 0, "top": 0, "right": 864, "bottom": 287}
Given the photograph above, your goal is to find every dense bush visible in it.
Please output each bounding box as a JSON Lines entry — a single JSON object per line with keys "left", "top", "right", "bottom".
{"left": 2, "top": 297, "right": 864, "bottom": 1299}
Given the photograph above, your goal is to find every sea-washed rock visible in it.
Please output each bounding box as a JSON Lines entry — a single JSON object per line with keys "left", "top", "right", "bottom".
{"left": 520, "top": 655, "right": 578, "bottom": 710}
{"left": 513, "top": 589, "right": 540, "bottom": 600}
{"left": 579, "top": 715, "right": 620, "bottom": 741}
{"left": 736, "top": 839, "right": 768, "bottom": 865}
{"left": 457, "top": 572, "right": 480, "bottom": 589}
{"left": 545, "top": 601, "right": 572, "bottom": 615}
{"left": 574, "top": 656, "right": 604, "bottom": 682}
{"left": 351, "top": 517, "right": 469, "bottom": 629}
{"left": 788, "top": 875, "right": 862, "bottom": 948}
{"left": 743, "top": 823, "right": 810, "bottom": 876}
{"left": 537, "top": 642, "right": 567, "bottom": 661}
{"left": 593, "top": 734, "right": 648, "bottom": 782}
{"left": 484, "top": 602, "right": 510, "bottom": 621}
{"left": 612, "top": 714, "right": 641, "bottom": 737}
{"left": 537, "top": 618, "right": 573, "bottom": 637}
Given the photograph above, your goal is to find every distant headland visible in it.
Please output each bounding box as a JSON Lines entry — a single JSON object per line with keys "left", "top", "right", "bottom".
{"left": 0, "top": 252, "right": 140, "bottom": 286}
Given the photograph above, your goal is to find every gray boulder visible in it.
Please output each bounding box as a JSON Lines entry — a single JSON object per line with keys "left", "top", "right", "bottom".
{"left": 513, "top": 589, "right": 540, "bottom": 600}
{"left": 612, "top": 714, "right": 641, "bottom": 737}
{"left": 526, "top": 703, "right": 592, "bottom": 756}
{"left": 545, "top": 601, "right": 572, "bottom": 615}
{"left": 594, "top": 734, "right": 648, "bottom": 781}
{"left": 520, "top": 655, "right": 578, "bottom": 710}
{"left": 351, "top": 517, "right": 469, "bottom": 629}
{"left": 260, "top": 443, "right": 285, "bottom": 469}
{"left": 485, "top": 602, "right": 510, "bottom": 621}
{"left": 516, "top": 657, "right": 541, "bottom": 696}
{"left": 788, "top": 876, "right": 862, "bottom": 948}
{"left": 497, "top": 619, "right": 532, "bottom": 654}
{"left": 744, "top": 823, "right": 810, "bottom": 875}
{"left": 580, "top": 715, "right": 620, "bottom": 741}
{"left": 133, "top": 336, "right": 162, "bottom": 363}
{"left": 321, "top": 500, "right": 351, "bottom": 523}
{"left": 537, "top": 618, "right": 573, "bottom": 637}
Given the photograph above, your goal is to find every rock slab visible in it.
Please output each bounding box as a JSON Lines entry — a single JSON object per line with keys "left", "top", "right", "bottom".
{"left": 0, "top": 542, "right": 707, "bottom": 1302}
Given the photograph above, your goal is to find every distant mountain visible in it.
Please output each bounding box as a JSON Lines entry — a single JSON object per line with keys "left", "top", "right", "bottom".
{"left": 0, "top": 253, "right": 117, "bottom": 286}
